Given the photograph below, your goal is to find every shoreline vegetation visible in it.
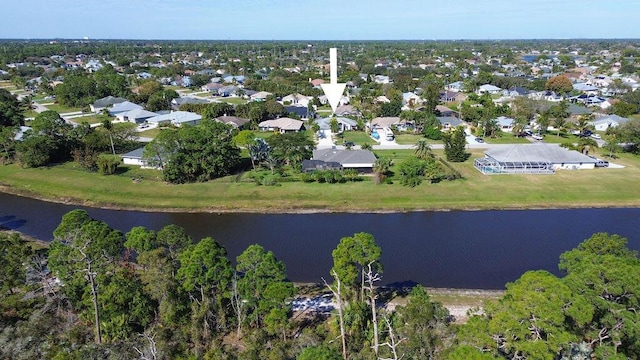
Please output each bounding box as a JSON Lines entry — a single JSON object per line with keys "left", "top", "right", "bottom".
{"left": 0, "top": 227, "right": 503, "bottom": 324}
{"left": 1, "top": 148, "right": 640, "bottom": 214}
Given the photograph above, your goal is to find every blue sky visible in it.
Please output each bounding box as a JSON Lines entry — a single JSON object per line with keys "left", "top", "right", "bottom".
{"left": 3, "top": 0, "right": 640, "bottom": 40}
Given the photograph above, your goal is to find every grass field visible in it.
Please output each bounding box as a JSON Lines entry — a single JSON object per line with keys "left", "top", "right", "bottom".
{"left": 218, "top": 97, "right": 247, "bottom": 105}
{"left": 43, "top": 104, "right": 82, "bottom": 114}
{"left": 1, "top": 147, "right": 640, "bottom": 213}
{"left": 342, "top": 131, "right": 375, "bottom": 145}
{"left": 138, "top": 128, "right": 162, "bottom": 138}
{"left": 69, "top": 114, "right": 112, "bottom": 125}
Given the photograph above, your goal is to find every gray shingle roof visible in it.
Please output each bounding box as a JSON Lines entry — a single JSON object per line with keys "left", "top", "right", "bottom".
{"left": 312, "top": 149, "right": 376, "bottom": 167}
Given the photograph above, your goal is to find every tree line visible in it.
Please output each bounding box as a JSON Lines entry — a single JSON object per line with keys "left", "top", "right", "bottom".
{"left": 2, "top": 211, "right": 640, "bottom": 359}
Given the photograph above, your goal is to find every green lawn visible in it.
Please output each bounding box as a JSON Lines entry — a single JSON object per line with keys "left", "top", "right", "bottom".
{"left": 342, "top": 131, "right": 375, "bottom": 145}
{"left": 44, "top": 104, "right": 82, "bottom": 114}
{"left": 394, "top": 133, "right": 436, "bottom": 145}
{"left": 219, "top": 97, "right": 247, "bottom": 105}
{"left": 3, "top": 147, "right": 640, "bottom": 212}
{"left": 138, "top": 128, "right": 162, "bottom": 138}
{"left": 539, "top": 131, "right": 580, "bottom": 144}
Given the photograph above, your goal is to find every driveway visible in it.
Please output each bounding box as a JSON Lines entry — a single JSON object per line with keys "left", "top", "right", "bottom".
{"left": 316, "top": 130, "right": 335, "bottom": 149}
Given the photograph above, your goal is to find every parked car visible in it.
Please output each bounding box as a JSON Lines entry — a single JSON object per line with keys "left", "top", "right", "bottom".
{"left": 590, "top": 133, "right": 602, "bottom": 139}
{"left": 589, "top": 156, "right": 609, "bottom": 167}
{"left": 532, "top": 133, "right": 544, "bottom": 140}
{"left": 474, "top": 137, "right": 484, "bottom": 143}
{"left": 343, "top": 141, "right": 355, "bottom": 147}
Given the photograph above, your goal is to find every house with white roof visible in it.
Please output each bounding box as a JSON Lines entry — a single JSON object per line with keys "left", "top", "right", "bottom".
{"left": 314, "top": 117, "right": 358, "bottom": 132}
{"left": 445, "top": 81, "right": 464, "bottom": 92}
{"left": 281, "top": 93, "right": 312, "bottom": 107}
{"left": 146, "top": 111, "right": 202, "bottom": 127}
{"left": 474, "top": 143, "right": 598, "bottom": 175}
{"left": 116, "top": 109, "right": 158, "bottom": 124}
{"left": 258, "top": 118, "right": 304, "bottom": 133}
{"left": 589, "top": 114, "right": 629, "bottom": 131}
{"left": 476, "top": 84, "right": 502, "bottom": 95}
{"left": 108, "top": 101, "right": 143, "bottom": 116}
{"left": 91, "top": 96, "right": 128, "bottom": 113}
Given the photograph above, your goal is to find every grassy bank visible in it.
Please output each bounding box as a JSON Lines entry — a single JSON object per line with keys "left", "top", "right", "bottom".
{"left": 1, "top": 149, "right": 640, "bottom": 213}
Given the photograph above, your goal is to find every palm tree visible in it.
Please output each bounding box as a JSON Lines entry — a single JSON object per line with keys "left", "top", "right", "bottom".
{"left": 414, "top": 139, "right": 433, "bottom": 159}
{"left": 511, "top": 116, "right": 528, "bottom": 137}
{"left": 577, "top": 137, "right": 598, "bottom": 155}
{"left": 575, "top": 114, "right": 594, "bottom": 135}
{"left": 102, "top": 119, "right": 116, "bottom": 155}
{"left": 372, "top": 157, "right": 392, "bottom": 185}
{"left": 537, "top": 113, "right": 550, "bottom": 135}
{"left": 553, "top": 116, "right": 569, "bottom": 138}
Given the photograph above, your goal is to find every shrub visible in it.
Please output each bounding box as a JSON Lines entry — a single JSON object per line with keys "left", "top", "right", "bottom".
{"left": 96, "top": 155, "right": 120, "bottom": 175}
{"left": 423, "top": 126, "right": 443, "bottom": 140}
{"left": 300, "top": 172, "right": 315, "bottom": 183}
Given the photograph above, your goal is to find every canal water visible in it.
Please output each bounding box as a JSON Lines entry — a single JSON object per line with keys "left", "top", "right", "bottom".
{"left": 2, "top": 192, "right": 639, "bottom": 289}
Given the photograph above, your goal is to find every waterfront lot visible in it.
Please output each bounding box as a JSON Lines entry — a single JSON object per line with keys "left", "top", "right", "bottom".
{"left": 1, "top": 148, "right": 639, "bottom": 212}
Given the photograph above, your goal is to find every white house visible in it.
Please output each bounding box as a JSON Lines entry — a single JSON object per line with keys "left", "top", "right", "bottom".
{"left": 146, "top": 111, "right": 202, "bottom": 127}
{"left": 495, "top": 116, "right": 515, "bottom": 132}
{"left": 589, "top": 114, "right": 629, "bottom": 131}
{"left": 108, "top": 101, "right": 143, "bottom": 116}
{"left": 281, "top": 93, "right": 312, "bottom": 107}
{"left": 258, "top": 118, "right": 304, "bottom": 133}
{"left": 477, "top": 84, "right": 502, "bottom": 95}
{"left": 116, "top": 109, "right": 158, "bottom": 124}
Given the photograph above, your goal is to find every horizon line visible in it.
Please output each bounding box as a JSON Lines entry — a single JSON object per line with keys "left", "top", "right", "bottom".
{"left": 1, "top": 37, "right": 639, "bottom": 42}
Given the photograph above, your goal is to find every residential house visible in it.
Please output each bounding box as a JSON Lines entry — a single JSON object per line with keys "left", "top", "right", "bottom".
{"left": 445, "top": 81, "right": 464, "bottom": 92}
{"left": 216, "top": 115, "right": 250, "bottom": 129}
{"left": 314, "top": 117, "right": 358, "bottom": 132}
{"left": 258, "top": 118, "right": 305, "bottom": 133}
{"left": 369, "top": 116, "right": 406, "bottom": 129}
{"left": 495, "top": 116, "right": 515, "bottom": 132}
{"left": 474, "top": 143, "right": 597, "bottom": 175}
{"left": 120, "top": 147, "right": 160, "bottom": 169}
{"left": 171, "top": 96, "right": 209, "bottom": 110}
{"left": 440, "top": 90, "right": 467, "bottom": 103}
{"left": 589, "top": 114, "right": 629, "bottom": 131}
{"left": 308, "top": 148, "right": 377, "bottom": 173}
{"left": 108, "top": 101, "right": 143, "bottom": 116}
{"left": 437, "top": 116, "right": 465, "bottom": 131}
{"left": 573, "top": 82, "right": 599, "bottom": 95}
{"left": 136, "top": 72, "right": 153, "bottom": 80}
{"left": 310, "top": 79, "right": 325, "bottom": 88}
{"left": 282, "top": 93, "right": 312, "bottom": 107}
{"left": 373, "top": 75, "right": 391, "bottom": 84}
{"left": 250, "top": 91, "right": 272, "bottom": 102}
{"left": 285, "top": 106, "right": 312, "bottom": 119}
{"left": 217, "top": 85, "right": 239, "bottom": 97}
{"left": 91, "top": 96, "right": 128, "bottom": 113}
{"left": 116, "top": 109, "right": 158, "bottom": 124}
{"left": 402, "top": 92, "right": 422, "bottom": 108}
{"left": 146, "top": 111, "right": 202, "bottom": 127}
{"left": 335, "top": 105, "right": 362, "bottom": 117}
{"left": 502, "top": 87, "right": 530, "bottom": 98}
{"left": 477, "top": 84, "right": 502, "bottom": 95}
{"left": 201, "top": 83, "right": 224, "bottom": 93}
{"left": 374, "top": 95, "right": 391, "bottom": 104}
{"left": 435, "top": 105, "right": 460, "bottom": 118}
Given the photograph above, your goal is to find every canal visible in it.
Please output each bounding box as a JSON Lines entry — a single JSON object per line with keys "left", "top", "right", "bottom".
{"left": 2, "top": 192, "right": 639, "bottom": 289}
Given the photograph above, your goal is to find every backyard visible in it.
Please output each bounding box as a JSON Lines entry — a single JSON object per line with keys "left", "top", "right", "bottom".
{"left": 1, "top": 147, "right": 639, "bottom": 212}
